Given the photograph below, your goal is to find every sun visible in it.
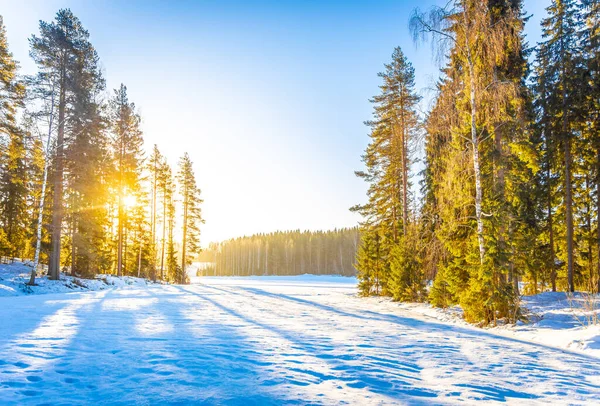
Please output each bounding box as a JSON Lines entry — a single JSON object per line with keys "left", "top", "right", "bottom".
{"left": 123, "top": 194, "right": 137, "bottom": 208}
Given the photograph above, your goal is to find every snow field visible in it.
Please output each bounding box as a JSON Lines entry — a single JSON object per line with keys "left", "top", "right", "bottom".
{"left": 0, "top": 274, "right": 599, "bottom": 404}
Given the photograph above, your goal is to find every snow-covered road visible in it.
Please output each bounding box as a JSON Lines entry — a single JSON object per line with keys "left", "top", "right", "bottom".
{"left": 1, "top": 277, "right": 599, "bottom": 405}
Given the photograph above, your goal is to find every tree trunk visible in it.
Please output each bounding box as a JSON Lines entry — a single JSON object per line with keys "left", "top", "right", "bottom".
{"left": 48, "top": 63, "right": 67, "bottom": 281}
{"left": 117, "top": 139, "right": 124, "bottom": 277}
{"left": 29, "top": 152, "right": 50, "bottom": 285}
{"left": 565, "top": 137, "right": 574, "bottom": 292}
{"left": 181, "top": 187, "right": 188, "bottom": 284}
{"left": 151, "top": 153, "right": 157, "bottom": 272}
{"left": 160, "top": 184, "right": 167, "bottom": 280}
{"left": 117, "top": 194, "right": 123, "bottom": 276}
{"left": 468, "top": 60, "right": 486, "bottom": 265}
{"left": 548, "top": 177, "right": 557, "bottom": 292}
{"left": 71, "top": 210, "right": 76, "bottom": 275}
{"left": 597, "top": 148, "right": 600, "bottom": 293}
{"left": 137, "top": 232, "right": 142, "bottom": 278}
{"left": 401, "top": 116, "right": 409, "bottom": 237}
{"left": 560, "top": 25, "right": 574, "bottom": 293}
{"left": 29, "top": 91, "right": 56, "bottom": 285}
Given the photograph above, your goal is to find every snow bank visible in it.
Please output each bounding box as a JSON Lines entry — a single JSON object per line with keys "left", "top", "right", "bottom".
{"left": 0, "top": 262, "right": 151, "bottom": 297}
{"left": 370, "top": 291, "right": 600, "bottom": 358}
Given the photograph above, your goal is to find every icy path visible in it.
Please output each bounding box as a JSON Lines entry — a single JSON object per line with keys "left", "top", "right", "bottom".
{"left": 1, "top": 277, "right": 599, "bottom": 405}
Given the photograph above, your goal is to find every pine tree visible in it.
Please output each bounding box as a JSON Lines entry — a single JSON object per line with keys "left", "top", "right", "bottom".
{"left": 352, "top": 47, "right": 421, "bottom": 297}
{"left": 0, "top": 15, "right": 26, "bottom": 259}
{"left": 177, "top": 153, "right": 203, "bottom": 284}
{"left": 532, "top": 48, "right": 559, "bottom": 292}
{"left": 109, "top": 84, "right": 144, "bottom": 276}
{"left": 30, "top": 10, "right": 91, "bottom": 279}
{"left": 127, "top": 185, "right": 151, "bottom": 278}
{"left": 64, "top": 23, "right": 109, "bottom": 277}
{"left": 582, "top": 0, "right": 600, "bottom": 291}
{"left": 158, "top": 160, "right": 173, "bottom": 280}
{"left": 165, "top": 171, "right": 178, "bottom": 283}
{"left": 536, "top": 0, "right": 584, "bottom": 292}
{"left": 147, "top": 144, "right": 164, "bottom": 278}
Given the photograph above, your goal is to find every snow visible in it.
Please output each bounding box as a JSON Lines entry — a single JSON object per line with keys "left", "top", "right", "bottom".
{"left": 0, "top": 261, "right": 151, "bottom": 297}
{"left": 381, "top": 291, "right": 600, "bottom": 358}
{"left": 0, "top": 269, "right": 599, "bottom": 404}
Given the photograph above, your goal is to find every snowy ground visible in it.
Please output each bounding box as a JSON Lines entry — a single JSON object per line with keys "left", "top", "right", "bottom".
{"left": 380, "top": 291, "right": 600, "bottom": 359}
{"left": 0, "top": 261, "right": 150, "bottom": 297}
{"left": 1, "top": 272, "right": 599, "bottom": 404}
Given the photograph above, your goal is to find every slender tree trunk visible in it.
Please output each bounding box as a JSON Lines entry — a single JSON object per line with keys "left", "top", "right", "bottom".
{"left": 117, "top": 142, "right": 124, "bottom": 277}
{"left": 401, "top": 113, "right": 409, "bottom": 237}
{"left": 548, "top": 174, "right": 557, "bottom": 292}
{"left": 29, "top": 152, "right": 50, "bottom": 285}
{"left": 117, "top": 196, "right": 123, "bottom": 276}
{"left": 71, "top": 210, "right": 76, "bottom": 275}
{"left": 495, "top": 121, "right": 508, "bottom": 284}
{"left": 597, "top": 147, "right": 600, "bottom": 293}
{"left": 375, "top": 234, "right": 380, "bottom": 295}
{"left": 48, "top": 64, "right": 67, "bottom": 281}
{"left": 468, "top": 60, "right": 485, "bottom": 265}
{"left": 29, "top": 92, "right": 56, "bottom": 285}
{"left": 181, "top": 188, "right": 188, "bottom": 283}
{"left": 137, "top": 232, "right": 142, "bottom": 278}
{"left": 547, "top": 143, "right": 557, "bottom": 292}
{"left": 160, "top": 185, "right": 167, "bottom": 280}
{"left": 151, "top": 153, "right": 157, "bottom": 273}
{"left": 565, "top": 136, "right": 574, "bottom": 292}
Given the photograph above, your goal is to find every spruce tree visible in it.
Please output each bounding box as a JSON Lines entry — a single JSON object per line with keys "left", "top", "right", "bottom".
{"left": 389, "top": 225, "right": 425, "bottom": 302}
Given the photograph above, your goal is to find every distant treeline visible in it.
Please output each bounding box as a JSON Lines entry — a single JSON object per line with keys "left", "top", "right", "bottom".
{"left": 198, "top": 228, "right": 360, "bottom": 276}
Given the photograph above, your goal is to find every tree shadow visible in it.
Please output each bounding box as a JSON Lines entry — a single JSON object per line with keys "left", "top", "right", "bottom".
{"left": 177, "top": 285, "right": 441, "bottom": 402}
{"left": 0, "top": 287, "right": 301, "bottom": 405}
{"left": 0, "top": 290, "right": 109, "bottom": 402}
{"left": 235, "top": 285, "right": 600, "bottom": 362}
{"left": 206, "top": 284, "right": 600, "bottom": 400}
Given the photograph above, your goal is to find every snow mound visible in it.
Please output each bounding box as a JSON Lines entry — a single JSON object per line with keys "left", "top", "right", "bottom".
{"left": 0, "top": 262, "right": 151, "bottom": 297}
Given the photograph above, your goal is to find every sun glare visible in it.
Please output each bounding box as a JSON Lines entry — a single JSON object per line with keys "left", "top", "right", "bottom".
{"left": 123, "top": 194, "right": 137, "bottom": 208}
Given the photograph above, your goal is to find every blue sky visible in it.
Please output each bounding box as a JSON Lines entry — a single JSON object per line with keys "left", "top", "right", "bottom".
{"left": 2, "top": 0, "right": 548, "bottom": 245}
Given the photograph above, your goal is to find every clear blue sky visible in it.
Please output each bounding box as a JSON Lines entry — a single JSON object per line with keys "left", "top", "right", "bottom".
{"left": 2, "top": 0, "right": 548, "bottom": 245}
